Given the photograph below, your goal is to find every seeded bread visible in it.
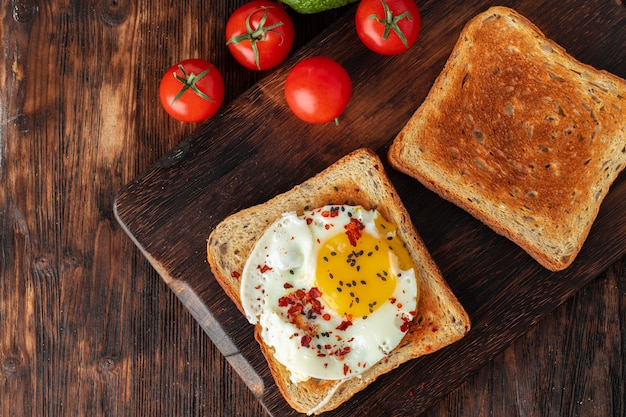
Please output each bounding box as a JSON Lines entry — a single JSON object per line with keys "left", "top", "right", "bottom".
{"left": 207, "top": 148, "right": 470, "bottom": 415}
{"left": 388, "top": 6, "right": 626, "bottom": 271}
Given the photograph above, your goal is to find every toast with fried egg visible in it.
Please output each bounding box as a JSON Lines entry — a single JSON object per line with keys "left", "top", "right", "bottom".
{"left": 207, "top": 148, "right": 470, "bottom": 414}
{"left": 388, "top": 6, "right": 626, "bottom": 271}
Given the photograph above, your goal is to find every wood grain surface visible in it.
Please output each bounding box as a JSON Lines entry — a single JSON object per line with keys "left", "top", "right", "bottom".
{"left": 1, "top": 1, "right": 624, "bottom": 417}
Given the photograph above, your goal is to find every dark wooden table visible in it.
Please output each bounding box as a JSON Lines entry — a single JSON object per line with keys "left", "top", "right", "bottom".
{"left": 1, "top": 1, "right": 624, "bottom": 416}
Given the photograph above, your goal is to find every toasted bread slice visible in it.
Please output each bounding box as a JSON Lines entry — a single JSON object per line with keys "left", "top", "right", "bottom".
{"left": 207, "top": 148, "right": 470, "bottom": 414}
{"left": 388, "top": 6, "right": 626, "bottom": 271}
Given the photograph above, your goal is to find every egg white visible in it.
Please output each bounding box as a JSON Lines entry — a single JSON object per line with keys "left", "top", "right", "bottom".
{"left": 241, "top": 205, "right": 418, "bottom": 382}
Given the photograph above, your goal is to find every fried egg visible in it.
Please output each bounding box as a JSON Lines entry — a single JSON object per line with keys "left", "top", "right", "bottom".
{"left": 241, "top": 205, "right": 419, "bottom": 383}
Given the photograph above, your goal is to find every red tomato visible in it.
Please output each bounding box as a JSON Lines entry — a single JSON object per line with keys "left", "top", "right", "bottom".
{"left": 226, "top": 1, "right": 295, "bottom": 71}
{"left": 159, "top": 58, "right": 224, "bottom": 122}
{"left": 284, "top": 56, "right": 352, "bottom": 124}
{"left": 355, "top": 0, "right": 421, "bottom": 55}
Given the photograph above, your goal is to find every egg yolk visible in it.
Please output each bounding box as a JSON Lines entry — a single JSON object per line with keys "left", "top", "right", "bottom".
{"left": 315, "top": 214, "right": 414, "bottom": 318}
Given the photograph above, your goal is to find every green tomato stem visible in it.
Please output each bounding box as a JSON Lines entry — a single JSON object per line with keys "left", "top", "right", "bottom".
{"left": 369, "top": 0, "right": 413, "bottom": 49}
{"left": 172, "top": 65, "right": 215, "bottom": 104}
{"left": 226, "top": 6, "right": 285, "bottom": 70}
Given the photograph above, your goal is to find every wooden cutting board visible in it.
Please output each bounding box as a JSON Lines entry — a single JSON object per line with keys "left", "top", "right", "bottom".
{"left": 114, "top": 1, "right": 626, "bottom": 415}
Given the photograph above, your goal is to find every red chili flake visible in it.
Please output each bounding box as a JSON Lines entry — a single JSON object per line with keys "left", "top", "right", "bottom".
{"left": 344, "top": 218, "right": 365, "bottom": 246}
{"left": 306, "top": 218, "right": 313, "bottom": 225}
{"left": 301, "top": 335, "right": 312, "bottom": 347}
{"left": 312, "top": 299, "right": 323, "bottom": 316}
{"left": 335, "top": 346, "right": 351, "bottom": 358}
{"left": 231, "top": 271, "right": 241, "bottom": 279}
{"left": 283, "top": 283, "right": 293, "bottom": 289}
{"left": 257, "top": 264, "right": 272, "bottom": 273}
{"left": 308, "top": 287, "right": 321, "bottom": 299}
{"left": 409, "top": 391, "right": 414, "bottom": 397}
{"left": 322, "top": 313, "right": 331, "bottom": 321}
{"left": 400, "top": 315, "right": 411, "bottom": 332}
{"left": 336, "top": 316, "right": 353, "bottom": 331}
{"left": 254, "top": 285, "right": 261, "bottom": 290}
{"left": 420, "top": 382, "right": 426, "bottom": 389}
{"left": 329, "top": 206, "right": 340, "bottom": 217}
{"left": 288, "top": 304, "right": 304, "bottom": 316}
{"left": 343, "top": 364, "right": 350, "bottom": 376}
{"left": 278, "top": 286, "right": 326, "bottom": 322}
{"left": 321, "top": 210, "right": 330, "bottom": 217}
{"left": 389, "top": 297, "right": 397, "bottom": 304}
{"left": 397, "top": 303, "right": 403, "bottom": 309}
{"left": 424, "top": 345, "right": 431, "bottom": 352}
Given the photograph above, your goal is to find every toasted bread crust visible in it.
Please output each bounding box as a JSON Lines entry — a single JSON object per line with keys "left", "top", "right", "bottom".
{"left": 389, "top": 6, "right": 626, "bottom": 271}
{"left": 207, "top": 148, "right": 470, "bottom": 414}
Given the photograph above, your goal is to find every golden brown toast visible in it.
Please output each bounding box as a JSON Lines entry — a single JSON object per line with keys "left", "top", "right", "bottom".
{"left": 388, "top": 6, "right": 626, "bottom": 271}
{"left": 207, "top": 148, "right": 470, "bottom": 414}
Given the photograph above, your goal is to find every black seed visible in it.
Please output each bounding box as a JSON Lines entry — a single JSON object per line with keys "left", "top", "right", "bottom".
{"left": 337, "top": 287, "right": 342, "bottom": 293}
{"left": 360, "top": 280, "right": 367, "bottom": 285}
{"left": 355, "top": 297, "right": 360, "bottom": 303}
{"left": 350, "top": 292, "right": 355, "bottom": 298}
{"left": 330, "top": 251, "right": 337, "bottom": 256}
{"left": 356, "top": 266, "right": 360, "bottom": 272}
{"left": 323, "top": 256, "right": 329, "bottom": 262}
{"left": 351, "top": 280, "right": 357, "bottom": 286}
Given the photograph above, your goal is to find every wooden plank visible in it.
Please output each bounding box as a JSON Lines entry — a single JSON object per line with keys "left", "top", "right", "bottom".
{"left": 114, "top": 0, "right": 626, "bottom": 415}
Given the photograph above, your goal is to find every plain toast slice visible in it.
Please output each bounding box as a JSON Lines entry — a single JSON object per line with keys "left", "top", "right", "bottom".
{"left": 207, "top": 148, "right": 470, "bottom": 414}
{"left": 389, "top": 6, "right": 626, "bottom": 271}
